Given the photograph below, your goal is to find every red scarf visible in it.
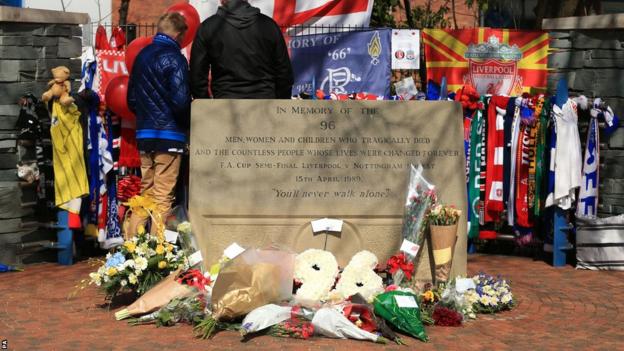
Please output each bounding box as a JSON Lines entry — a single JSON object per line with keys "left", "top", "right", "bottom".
{"left": 118, "top": 119, "right": 141, "bottom": 168}
{"left": 515, "top": 123, "right": 535, "bottom": 228}
{"left": 484, "top": 96, "right": 509, "bottom": 222}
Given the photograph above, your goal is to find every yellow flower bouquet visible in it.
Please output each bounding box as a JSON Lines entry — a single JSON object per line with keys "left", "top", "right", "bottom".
{"left": 88, "top": 228, "right": 188, "bottom": 299}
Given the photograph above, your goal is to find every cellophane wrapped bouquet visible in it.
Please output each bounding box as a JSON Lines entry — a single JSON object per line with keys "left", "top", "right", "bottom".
{"left": 396, "top": 164, "right": 437, "bottom": 285}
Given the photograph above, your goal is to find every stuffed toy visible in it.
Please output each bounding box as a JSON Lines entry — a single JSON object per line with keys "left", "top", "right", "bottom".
{"left": 41, "top": 66, "right": 74, "bottom": 106}
{"left": 16, "top": 161, "right": 40, "bottom": 184}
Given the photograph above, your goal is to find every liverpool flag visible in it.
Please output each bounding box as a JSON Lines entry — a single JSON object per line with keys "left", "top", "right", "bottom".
{"left": 423, "top": 28, "right": 549, "bottom": 96}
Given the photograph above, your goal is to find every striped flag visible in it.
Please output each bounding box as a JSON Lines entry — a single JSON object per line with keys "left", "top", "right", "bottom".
{"left": 423, "top": 28, "right": 549, "bottom": 96}
{"left": 190, "top": 0, "right": 374, "bottom": 27}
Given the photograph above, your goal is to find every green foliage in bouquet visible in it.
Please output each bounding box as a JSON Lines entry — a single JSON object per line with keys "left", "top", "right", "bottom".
{"left": 427, "top": 204, "right": 462, "bottom": 226}
{"left": 128, "top": 295, "right": 205, "bottom": 327}
{"left": 88, "top": 227, "right": 188, "bottom": 298}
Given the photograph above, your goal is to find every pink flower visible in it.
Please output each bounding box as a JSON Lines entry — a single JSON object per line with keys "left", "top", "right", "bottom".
{"left": 385, "top": 284, "right": 399, "bottom": 292}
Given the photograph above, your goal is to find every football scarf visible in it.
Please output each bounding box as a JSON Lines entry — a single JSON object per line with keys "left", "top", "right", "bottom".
{"left": 515, "top": 122, "right": 535, "bottom": 228}
{"left": 576, "top": 115, "right": 599, "bottom": 217}
{"left": 534, "top": 100, "right": 550, "bottom": 216}
{"left": 479, "top": 98, "right": 497, "bottom": 239}
{"left": 484, "top": 96, "right": 510, "bottom": 222}
{"left": 468, "top": 99, "right": 485, "bottom": 239}
{"left": 527, "top": 109, "right": 539, "bottom": 213}
{"left": 103, "top": 111, "right": 123, "bottom": 249}
{"left": 507, "top": 105, "right": 521, "bottom": 226}
{"left": 502, "top": 98, "right": 516, "bottom": 212}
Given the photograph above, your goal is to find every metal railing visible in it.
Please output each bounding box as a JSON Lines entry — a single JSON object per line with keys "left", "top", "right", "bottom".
{"left": 88, "top": 23, "right": 375, "bottom": 47}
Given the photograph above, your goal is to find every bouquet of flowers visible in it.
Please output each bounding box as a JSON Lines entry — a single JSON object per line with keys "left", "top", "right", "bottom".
{"left": 268, "top": 313, "right": 315, "bottom": 340}
{"left": 428, "top": 204, "right": 462, "bottom": 225}
{"left": 311, "top": 307, "right": 387, "bottom": 344}
{"left": 373, "top": 290, "right": 428, "bottom": 342}
{"left": 417, "top": 284, "right": 441, "bottom": 325}
{"left": 396, "top": 164, "right": 437, "bottom": 285}
{"left": 88, "top": 227, "right": 188, "bottom": 298}
{"left": 432, "top": 306, "right": 463, "bottom": 326}
{"left": 428, "top": 204, "right": 462, "bottom": 283}
{"left": 469, "top": 273, "right": 515, "bottom": 313}
{"left": 128, "top": 294, "right": 206, "bottom": 327}
{"left": 386, "top": 252, "right": 415, "bottom": 283}
{"left": 438, "top": 279, "right": 477, "bottom": 320}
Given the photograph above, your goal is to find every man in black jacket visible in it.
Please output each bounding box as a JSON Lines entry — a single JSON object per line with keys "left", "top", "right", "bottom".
{"left": 189, "top": 0, "right": 294, "bottom": 99}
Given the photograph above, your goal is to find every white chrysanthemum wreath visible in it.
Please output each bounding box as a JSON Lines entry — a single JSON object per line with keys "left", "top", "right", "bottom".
{"left": 333, "top": 250, "right": 384, "bottom": 302}
{"left": 294, "top": 249, "right": 339, "bottom": 303}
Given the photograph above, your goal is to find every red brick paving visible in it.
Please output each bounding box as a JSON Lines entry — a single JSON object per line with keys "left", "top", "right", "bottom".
{"left": 1, "top": 254, "right": 623, "bottom": 350}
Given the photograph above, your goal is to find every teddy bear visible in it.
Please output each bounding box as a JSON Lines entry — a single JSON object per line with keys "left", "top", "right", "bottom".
{"left": 41, "top": 66, "right": 74, "bottom": 106}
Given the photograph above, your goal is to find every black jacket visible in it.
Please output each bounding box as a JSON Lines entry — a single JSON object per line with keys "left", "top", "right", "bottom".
{"left": 189, "top": 0, "right": 294, "bottom": 99}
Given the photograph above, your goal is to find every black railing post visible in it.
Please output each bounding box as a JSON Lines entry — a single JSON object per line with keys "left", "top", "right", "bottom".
{"left": 126, "top": 23, "right": 137, "bottom": 43}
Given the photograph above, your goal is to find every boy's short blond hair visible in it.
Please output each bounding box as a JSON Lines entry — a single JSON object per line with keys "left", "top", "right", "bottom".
{"left": 157, "top": 12, "right": 188, "bottom": 34}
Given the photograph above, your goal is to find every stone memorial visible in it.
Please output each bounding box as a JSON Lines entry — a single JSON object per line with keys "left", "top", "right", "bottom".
{"left": 189, "top": 100, "right": 467, "bottom": 279}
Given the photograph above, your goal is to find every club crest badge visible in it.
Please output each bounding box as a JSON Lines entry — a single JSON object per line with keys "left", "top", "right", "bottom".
{"left": 368, "top": 31, "right": 382, "bottom": 65}
{"left": 464, "top": 35, "right": 523, "bottom": 95}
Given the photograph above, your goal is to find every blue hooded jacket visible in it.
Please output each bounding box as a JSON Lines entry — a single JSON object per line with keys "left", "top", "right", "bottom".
{"left": 127, "top": 33, "right": 191, "bottom": 144}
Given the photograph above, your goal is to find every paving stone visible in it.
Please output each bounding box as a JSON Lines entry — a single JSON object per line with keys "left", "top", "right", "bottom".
{"left": 37, "top": 46, "right": 59, "bottom": 59}
{"left": 600, "top": 194, "right": 624, "bottom": 208}
{"left": 35, "top": 58, "right": 82, "bottom": 73}
{"left": 547, "top": 71, "right": 576, "bottom": 92}
{"left": 605, "top": 98, "right": 624, "bottom": 118}
{"left": 0, "top": 168, "right": 17, "bottom": 181}
{"left": 570, "top": 31, "right": 623, "bottom": 49}
{"left": 601, "top": 162, "right": 624, "bottom": 178}
{"left": 589, "top": 49, "right": 624, "bottom": 60}
{"left": 37, "top": 24, "right": 73, "bottom": 37}
{"left": 0, "top": 36, "right": 34, "bottom": 46}
{"left": 71, "top": 26, "right": 82, "bottom": 37}
{"left": 548, "top": 31, "right": 570, "bottom": 40}
{"left": 33, "top": 36, "right": 58, "bottom": 47}
{"left": 0, "top": 60, "right": 37, "bottom": 75}
{"left": 585, "top": 58, "right": 624, "bottom": 68}
{"left": 0, "top": 81, "right": 49, "bottom": 105}
{"left": 0, "top": 104, "right": 19, "bottom": 116}
{"left": 0, "top": 116, "right": 18, "bottom": 130}
{"left": 611, "top": 205, "right": 624, "bottom": 214}
{"left": 548, "top": 50, "right": 586, "bottom": 69}
{"left": 0, "top": 139, "right": 16, "bottom": 149}
{"left": 57, "top": 37, "right": 82, "bottom": 58}
{"left": 2, "top": 255, "right": 623, "bottom": 349}
{"left": 0, "top": 23, "right": 45, "bottom": 35}
{"left": 608, "top": 127, "right": 624, "bottom": 149}
{"left": 549, "top": 39, "right": 571, "bottom": 49}
{"left": 0, "top": 45, "right": 38, "bottom": 59}
{"left": 0, "top": 132, "right": 18, "bottom": 140}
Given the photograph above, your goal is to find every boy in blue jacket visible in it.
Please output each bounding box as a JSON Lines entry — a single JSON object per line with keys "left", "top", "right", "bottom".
{"left": 127, "top": 12, "right": 191, "bottom": 236}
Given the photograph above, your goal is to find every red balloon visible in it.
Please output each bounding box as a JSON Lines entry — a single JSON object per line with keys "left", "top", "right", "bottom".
{"left": 166, "top": 3, "right": 200, "bottom": 48}
{"left": 125, "top": 36, "right": 153, "bottom": 73}
{"left": 105, "top": 75, "right": 134, "bottom": 120}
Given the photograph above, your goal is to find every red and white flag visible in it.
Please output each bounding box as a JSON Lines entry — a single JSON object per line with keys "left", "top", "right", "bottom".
{"left": 189, "top": 0, "right": 374, "bottom": 27}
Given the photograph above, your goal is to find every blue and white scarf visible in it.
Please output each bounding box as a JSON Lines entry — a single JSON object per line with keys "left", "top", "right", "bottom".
{"left": 577, "top": 115, "right": 599, "bottom": 218}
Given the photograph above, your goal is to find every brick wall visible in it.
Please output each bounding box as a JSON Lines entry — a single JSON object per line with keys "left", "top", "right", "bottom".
{"left": 546, "top": 16, "right": 624, "bottom": 217}
{"left": 394, "top": 0, "right": 478, "bottom": 28}
{"left": 112, "top": 0, "right": 179, "bottom": 24}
